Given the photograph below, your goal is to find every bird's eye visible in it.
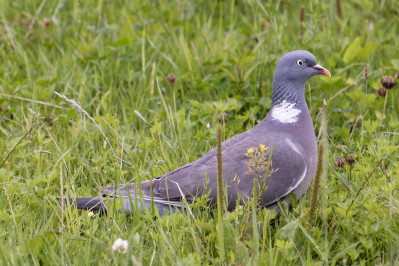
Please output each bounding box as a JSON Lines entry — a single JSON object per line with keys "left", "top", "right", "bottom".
{"left": 296, "top": 60, "right": 304, "bottom": 66}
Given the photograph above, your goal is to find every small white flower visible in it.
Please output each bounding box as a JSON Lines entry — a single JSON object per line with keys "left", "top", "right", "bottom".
{"left": 88, "top": 211, "right": 94, "bottom": 218}
{"left": 206, "top": 122, "right": 211, "bottom": 129}
{"left": 112, "top": 238, "right": 128, "bottom": 254}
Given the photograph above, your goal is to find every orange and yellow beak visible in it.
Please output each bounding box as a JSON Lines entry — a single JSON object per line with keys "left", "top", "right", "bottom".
{"left": 312, "top": 64, "right": 331, "bottom": 77}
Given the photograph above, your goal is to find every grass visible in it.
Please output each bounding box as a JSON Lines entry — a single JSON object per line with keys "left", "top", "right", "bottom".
{"left": 1, "top": 0, "right": 399, "bottom": 264}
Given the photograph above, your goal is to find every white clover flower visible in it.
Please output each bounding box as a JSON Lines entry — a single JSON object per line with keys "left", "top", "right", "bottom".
{"left": 112, "top": 238, "right": 128, "bottom": 254}
{"left": 206, "top": 122, "right": 211, "bottom": 129}
{"left": 88, "top": 211, "right": 94, "bottom": 218}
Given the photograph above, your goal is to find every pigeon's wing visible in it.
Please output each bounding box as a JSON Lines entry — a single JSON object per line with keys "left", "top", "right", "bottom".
{"left": 256, "top": 137, "right": 308, "bottom": 207}
{"left": 155, "top": 130, "right": 308, "bottom": 209}
{"left": 153, "top": 131, "right": 255, "bottom": 201}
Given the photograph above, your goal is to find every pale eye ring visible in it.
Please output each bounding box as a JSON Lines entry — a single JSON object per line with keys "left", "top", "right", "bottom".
{"left": 296, "top": 60, "right": 304, "bottom": 66}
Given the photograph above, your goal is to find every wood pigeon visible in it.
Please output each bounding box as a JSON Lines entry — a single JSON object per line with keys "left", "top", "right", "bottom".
{"left": 61, "top": 50, "right": 330, "bottom": 215}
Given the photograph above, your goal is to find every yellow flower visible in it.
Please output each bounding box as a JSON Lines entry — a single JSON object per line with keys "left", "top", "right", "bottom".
{"left": 245, "top": 147, "right": 256, "bottom": 157}
{"left": 260, "top": 144, "right": 267, "bottom": 152}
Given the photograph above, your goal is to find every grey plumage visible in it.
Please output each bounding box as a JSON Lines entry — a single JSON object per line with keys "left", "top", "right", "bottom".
{"left": 61, "top": 50, "right": 330, "bottom": 215}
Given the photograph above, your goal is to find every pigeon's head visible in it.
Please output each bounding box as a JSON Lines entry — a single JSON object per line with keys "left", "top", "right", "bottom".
{"left": 274, "top": 50, "right": 331, "bottom": 85}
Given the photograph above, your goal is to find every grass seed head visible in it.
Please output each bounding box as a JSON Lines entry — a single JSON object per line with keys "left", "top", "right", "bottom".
{"left": 336, "top": 0, "right": 342, "bottom": 18}
{"left": 261, "top": 19, "right": 270, "bottom": 30}
{"left": 345, "top": 154, "right": 356, "bottom": 165}
{"left": 381, "top": 75, "right": 396, "bottom": 89}
{"left": 166, "top": 73, "right": 176, "bottom": 84}
{"left": 377, "top": 86, "right": 387, "bottom": 97}
{"left": 218, "top": 112, "right": 228, "bottom": 124}
{"left": 43, "top": 18, "right": 51, "bottom": 28}
{"left": 364, "top": 63, "right": 368, "bottom": 79}
{"left": 336, "top": 156, "right": 345, "bottom": 168}
{"left": 300, "top": 6, "right": 305, "bottom": 22}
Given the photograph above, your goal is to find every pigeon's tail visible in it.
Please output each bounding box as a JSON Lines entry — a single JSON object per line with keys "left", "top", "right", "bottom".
{"left": 58, "top": 197, "right": 106, "bottom": 212}
{"left": 100, "top": 181, "right": 184, "bottom": 215}
{"left": 57, "top": 195, "right": 183, "bottom": 215}
{"left": 57, "top": 180, "right": 185, "bottom": 215}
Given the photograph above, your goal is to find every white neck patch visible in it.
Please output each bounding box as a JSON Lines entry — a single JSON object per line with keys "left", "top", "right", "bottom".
{"left": 271, "top": 100, "right": 301, "bottom": 124}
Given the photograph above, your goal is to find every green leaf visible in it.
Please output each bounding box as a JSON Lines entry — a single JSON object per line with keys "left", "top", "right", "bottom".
{"left": 343, "top": 38, "right": 378, "bottom": 63}
{"left": 348, "top": 246, "right": 360, "bottom": 260}
{"left": 319, "top": 76, "right": 345, "bottom": 90}
{"left": 346, "top": 88, "right": 365, "bottom": 101}
{"left": 391, "top": 59, "right": 399, "bottom": 69}
{"left": 381, "top": 145, "right": 398, "bottom": 153}
{"left": 107, "top": 38, "right": 131, "bottom": 47}
{"left": 214, "top": 98, "right": 242, "bottom": 112}
{"left": 276, "top": 220, "right": 299, "bottom": 241}
{"left": 364, "top": 93, "right": 377, "bottom": 105}
{"left": 358, "top": 41, "right": 379, "bottom": 61}
{"left": 275, "top": 239, "right": 293, "bottom": 249}
{"left": 363, "top": 119, "right": 378, "bottom": 134}
{"left": 330, "top": 243, "right": 360, "bottom": 262}
{"left": 27, "top": 235, "right": 43, "bottom": 254}
{"left": 343, "top": 37, "right": 362, "bottom": 63}
{"left": 360, "top": 237, "right": 373, "bottom": 249}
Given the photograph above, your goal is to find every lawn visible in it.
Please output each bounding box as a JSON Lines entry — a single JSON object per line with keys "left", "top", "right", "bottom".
{"left": 0, "top": 0, "right": 398, "bottom": 264}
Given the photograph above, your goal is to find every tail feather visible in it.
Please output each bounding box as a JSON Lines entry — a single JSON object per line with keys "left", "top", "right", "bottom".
{"left": 57, "top": 179, "right": 185, "bottom": 215}
{"left": 58, "top": 197, "right": 106, "bottom": 212}
{"left": 57, "top": 196, "right": 183, "bottom": 215}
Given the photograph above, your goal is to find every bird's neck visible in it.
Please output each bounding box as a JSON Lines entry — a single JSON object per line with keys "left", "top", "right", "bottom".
{"left": 271, "top": 78, "right": 306, "bottom": 108}
{"left": 269, "top": 79, "right": 307, "bottom": 124}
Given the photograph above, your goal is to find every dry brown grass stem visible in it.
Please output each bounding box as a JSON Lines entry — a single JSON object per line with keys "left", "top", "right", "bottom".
{"left": 3, "top": 187, "right": 20, "bottom": 239}
{"left": 54, "top": 91, "right": 120, "bottom": 166}
{"left": 380, "top": 90, "right": 389, "bottom": 126}
{"left": 24, "top": 0, "right": 47, "bottom": 40}
{"left": 150, "top": 61, "right": 156, "bottom": 95}
{"left": 0, "top": 93, "right": 67, "bottom": 110}
{"left": 4, "top": 23, "right": 17, "bottom": 51}
{"left": 60, "top": 164, "right": 64, "bottom": 231}
{"left": 349, "top": 114, "right": 363, "bottom": 138}
{"left": 344, "top": 151, "right": 396, "bottom": 217}
{"left": 0, "top": 123, "right": 35, "bottom": 169}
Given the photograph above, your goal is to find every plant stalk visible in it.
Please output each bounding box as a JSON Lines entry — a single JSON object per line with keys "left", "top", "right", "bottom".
{"left": 380, "top": 90, "right": 389, "bottom": 126}
{"left": 217, "top": 125, "right": 225, "bottom": 212}
{"left": 216, "top": 124, "right": 225, "bottom": 262}
{"left": 308, "top": 139, "right": 325, "bottom": 227}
